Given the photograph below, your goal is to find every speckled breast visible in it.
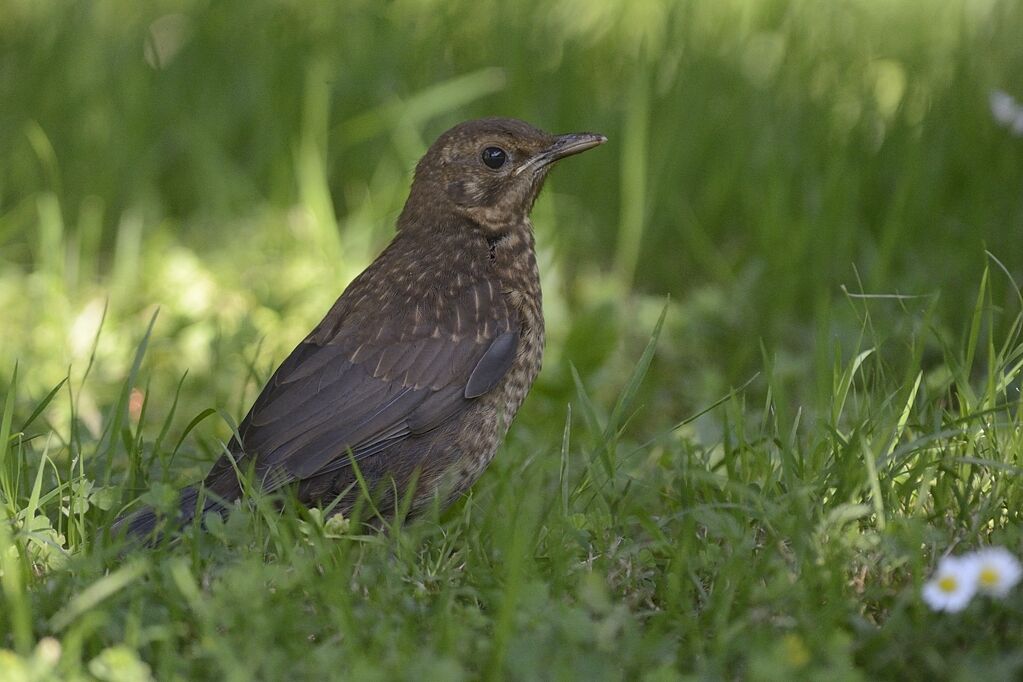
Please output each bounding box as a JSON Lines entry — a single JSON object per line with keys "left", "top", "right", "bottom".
{"left": 444, "top": 227, "right": 545, "bottom": 497}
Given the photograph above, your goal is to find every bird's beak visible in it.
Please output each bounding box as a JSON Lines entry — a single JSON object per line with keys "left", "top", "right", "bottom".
{"left": 514, "top": 132, "right": 608, "bottom": 176}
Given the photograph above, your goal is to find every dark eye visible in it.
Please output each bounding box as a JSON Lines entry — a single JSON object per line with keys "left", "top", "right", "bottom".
{"left": 481, "top": 146, "right": 507, "bottom": 169}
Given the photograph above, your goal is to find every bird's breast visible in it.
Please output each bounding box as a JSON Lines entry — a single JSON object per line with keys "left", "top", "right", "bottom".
{"left": 492, "top": 257, "right": 544, "bottom": 422}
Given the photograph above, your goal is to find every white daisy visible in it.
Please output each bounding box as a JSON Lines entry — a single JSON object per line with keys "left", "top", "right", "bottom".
{"left": 990, "top": 90, "right": 1018, "bottom": 126}
{"left": 989, "top": 90, "right": 1023, "bottom": 137}
{"left": 969, "top": 547, "right": 1022, "bottom": 598}
{"left": 922, "top": 555, "right": 979, "bottom": 612}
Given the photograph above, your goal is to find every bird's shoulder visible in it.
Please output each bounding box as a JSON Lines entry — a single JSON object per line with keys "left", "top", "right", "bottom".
{"left": 309, "top": 230, "right": 515, "bottom": 354}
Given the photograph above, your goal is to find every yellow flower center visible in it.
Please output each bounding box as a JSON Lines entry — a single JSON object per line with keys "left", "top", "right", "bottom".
{"left": 979, "top": 567, "right": 999, "bottom": 587}
{"left": 938, "top": 575, "right": 958, "bottom": 593}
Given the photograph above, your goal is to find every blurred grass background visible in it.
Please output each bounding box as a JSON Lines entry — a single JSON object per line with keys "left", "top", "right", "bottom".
{"left": 3, "top": 0, "right": 1022, "bottom": 423}
{"left": 2, "top": 0, "right": 1023, "bottom": 677}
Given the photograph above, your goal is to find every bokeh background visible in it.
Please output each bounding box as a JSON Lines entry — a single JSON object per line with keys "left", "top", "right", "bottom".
{"left": 5, "top": 2, "right": 1023, "bottom": 678}
{"left": 2, "top": 0, "right": 1022, "bottom": 460}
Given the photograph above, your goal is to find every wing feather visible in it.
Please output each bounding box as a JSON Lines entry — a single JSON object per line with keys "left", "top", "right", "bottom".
{"left": 205, "top": 273, "right": 520, "bottom": 494}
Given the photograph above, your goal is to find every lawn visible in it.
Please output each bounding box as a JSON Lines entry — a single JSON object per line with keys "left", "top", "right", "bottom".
{"left": 2, "top": 0, "right": 1023, "bottom": 679}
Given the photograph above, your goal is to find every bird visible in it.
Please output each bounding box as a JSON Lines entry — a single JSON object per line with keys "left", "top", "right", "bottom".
{"left": 113, "top": 117, "right": 606, "bottom": 541}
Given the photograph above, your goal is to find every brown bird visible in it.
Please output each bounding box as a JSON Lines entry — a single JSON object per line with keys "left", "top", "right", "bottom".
{"left": 115, "top": 117, "right": 606, "bottom": 540}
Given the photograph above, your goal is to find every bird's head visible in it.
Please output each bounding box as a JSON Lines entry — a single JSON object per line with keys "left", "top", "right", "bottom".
{"left": 399, "top": 118, "right": 606, "bottom": 236}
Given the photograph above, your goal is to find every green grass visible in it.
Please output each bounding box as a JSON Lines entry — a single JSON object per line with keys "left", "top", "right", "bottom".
{"left": 4, "top": 274, "right": 1023, "bottom": 680}
{"left": 3, "top": 0, "right": 1023, "bottom": 679}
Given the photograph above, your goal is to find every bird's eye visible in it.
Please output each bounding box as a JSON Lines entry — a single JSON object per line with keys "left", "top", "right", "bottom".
{"left": 481, "top": 146, "right": 507, "bottom": 170}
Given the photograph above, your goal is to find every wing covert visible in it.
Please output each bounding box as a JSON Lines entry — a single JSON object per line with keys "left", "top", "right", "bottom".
{"left": 208, "top": 277, "right": 519, "bottom": 492}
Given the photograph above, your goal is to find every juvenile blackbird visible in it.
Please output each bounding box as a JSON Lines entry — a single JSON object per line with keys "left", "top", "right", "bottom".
{"left": 116, "top": 117, "right": 606, "bottom": 539}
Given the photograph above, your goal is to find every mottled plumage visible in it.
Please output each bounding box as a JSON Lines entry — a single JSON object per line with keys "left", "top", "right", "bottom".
{"left": 114, "top": 117, "right": 605, "bottom": 540}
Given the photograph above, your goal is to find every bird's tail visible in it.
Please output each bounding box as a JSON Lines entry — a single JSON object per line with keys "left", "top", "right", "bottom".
{"left": 111, "top": 486, "right": 224, "bottom": 544}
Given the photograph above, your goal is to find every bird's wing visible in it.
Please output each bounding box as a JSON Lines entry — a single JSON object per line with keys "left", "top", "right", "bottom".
{"left": 204, "top": 277, "right": 518, "bottom": 493}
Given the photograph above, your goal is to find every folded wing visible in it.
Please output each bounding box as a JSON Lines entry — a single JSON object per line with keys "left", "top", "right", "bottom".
{"left": 203, "top": 277, "right": 518, "bottom": 495}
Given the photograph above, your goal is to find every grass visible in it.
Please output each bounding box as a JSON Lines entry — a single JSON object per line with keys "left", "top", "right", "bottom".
{"left": 4, "top": 276, "right": 1023, "bottom": 682}
{"left": 3, "top": 273, "right": 1023, "bottom": 680}
{"left": 3, "top": 0, "right": 1023, "bottom": 679}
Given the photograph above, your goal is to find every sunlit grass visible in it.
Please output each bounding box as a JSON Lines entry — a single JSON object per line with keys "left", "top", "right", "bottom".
{"left": 1, "top": 261, "right": 1023, "bottom": 678}
{"left": 1, "top": 269, "right": 1023, "bottom": 678}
